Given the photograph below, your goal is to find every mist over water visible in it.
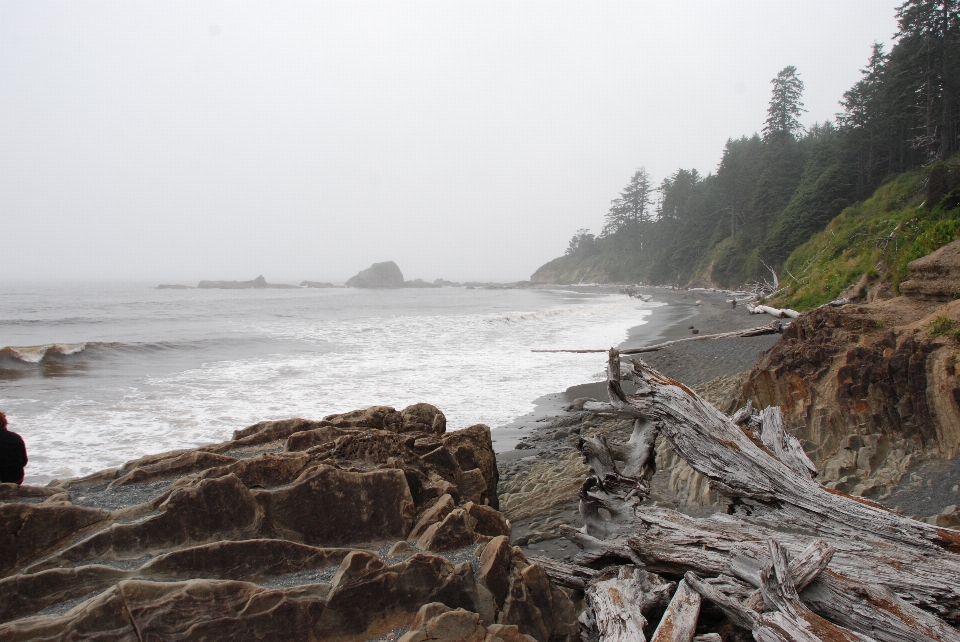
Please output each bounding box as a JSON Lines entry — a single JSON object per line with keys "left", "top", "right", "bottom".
{"left": 0, "top": 284, "right": 652, "bottom": 483}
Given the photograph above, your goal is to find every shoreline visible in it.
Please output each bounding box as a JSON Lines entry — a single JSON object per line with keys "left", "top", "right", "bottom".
{"left": 492, "top": 286, "right": 777, "bottom": 455}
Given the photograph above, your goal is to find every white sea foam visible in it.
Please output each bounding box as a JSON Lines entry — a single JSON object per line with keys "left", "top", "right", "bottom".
{"left": 1, "top": 286, "right": 654, "bottom": 482}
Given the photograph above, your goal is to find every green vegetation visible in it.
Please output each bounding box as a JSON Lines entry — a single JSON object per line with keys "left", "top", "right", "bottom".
{"left": 928, "top": 316, "right": 956, "bottom": 337}
{"left": 534, "top": 1, "right": 960, "bottom": 291}
{"left": 773, "top": 163, "right": 960, "bottom": 309}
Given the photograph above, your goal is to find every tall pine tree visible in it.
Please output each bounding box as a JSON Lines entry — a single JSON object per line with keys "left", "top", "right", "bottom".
{"left": 763, "top": 66, "right": 806, "bottom": 141}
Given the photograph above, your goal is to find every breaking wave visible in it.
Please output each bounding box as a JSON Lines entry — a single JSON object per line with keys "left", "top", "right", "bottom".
{"left": 0, "top": 340, "right": 206, "bottom": 370}
{"left": 0, "top": 343, "right": 90, "bottom": 365}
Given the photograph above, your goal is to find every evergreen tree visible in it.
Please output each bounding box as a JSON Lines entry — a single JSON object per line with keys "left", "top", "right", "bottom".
{"left": 601, "top": 197, "right": 630, "bottom": 237}
{"left": 621, "top": 167, "right": 655, "bottom": 227}
{"left": 540, "top": 2, "right": 960, "bottom": 289}
{"left": 565, "top": 229, "right": 597, "bottom": 256}
{"left": 601, "top": 167, "right": 655, "bottom": 248}
{"left": 763, "top": 66, "right": 806, "bottom": 140}
{"left": 895, "top": 0, "right": 960, "bottom": 159}
{"left": 838, "top": 43, "right": 892, "bottom": 197}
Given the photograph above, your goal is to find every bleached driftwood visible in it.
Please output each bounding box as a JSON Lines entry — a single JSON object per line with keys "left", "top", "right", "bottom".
{"left": 531, "top": 320, "right": 784, "bottom": 355}
{"left": 746, "top": 304, "right": 800, "bottom": 319}
{"left": 684, "top": 541, "right": 872, "bottom": 642}
{"left": 529, "top": 556, "right": 599, "bottom": 590}
{"left": 758, "top": 406, "right": 817, "bottom": 479}
{"left": 581, "top": 566, "right": 675, "bottom": 642}
{"left": 819, "top": 297, "right": 851, "bottom": 308}
{"left": 563, "top": 348, "right": 960, "bottom": 641}
{"left": 649, "top": 579, "right": 700, "bottom": 642}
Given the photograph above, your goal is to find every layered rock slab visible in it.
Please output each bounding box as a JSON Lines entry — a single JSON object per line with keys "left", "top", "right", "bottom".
{"left": 739, "top": 297, "right": 960, "bottom": 499}
{"left": 0, "top": 403, "right": 576, "bottom": 641}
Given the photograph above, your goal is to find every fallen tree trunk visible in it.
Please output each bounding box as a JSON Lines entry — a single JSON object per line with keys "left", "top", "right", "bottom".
{"left": 581, "top": 565, "right": 676, "bottom": 642}
{"left": 684, "top": 540, "right": 872, "bottom": 642}
{"left": 531, "top": 320, "right": 784, "bottom": 355}
{"left": 530, "top": 556, "right": 599, "bottom": 591}
{"left": 746, "top": 304, "right": 800, "bottom": 319}
{"left": 649, "top": 579, "right": 700, "bottom": 642}
{"left": 561, "top": 349, "right": 960, "bottom": 640}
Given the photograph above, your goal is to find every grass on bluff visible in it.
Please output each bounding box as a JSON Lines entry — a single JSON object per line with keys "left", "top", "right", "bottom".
{"left": 772, "top": 167, "right": 960, "bottom": 310}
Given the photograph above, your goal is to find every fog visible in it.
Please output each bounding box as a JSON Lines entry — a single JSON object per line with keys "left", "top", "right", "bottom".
{"left": 1, "top": 1, "right": 897, "bottom": 284}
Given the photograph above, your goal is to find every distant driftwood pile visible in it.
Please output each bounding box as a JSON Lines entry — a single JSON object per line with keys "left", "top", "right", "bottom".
{"left": 538, "top": 348, "right": 960, "bottom": 641}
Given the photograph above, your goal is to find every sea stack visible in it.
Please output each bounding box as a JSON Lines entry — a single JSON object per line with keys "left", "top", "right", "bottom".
{"left": 345, "top": 261, "right": 406, "bottom": 288}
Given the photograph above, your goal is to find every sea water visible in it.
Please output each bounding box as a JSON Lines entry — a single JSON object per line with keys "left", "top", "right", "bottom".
{"left": 0, "top": 283, "right": 652, "bottom": 483}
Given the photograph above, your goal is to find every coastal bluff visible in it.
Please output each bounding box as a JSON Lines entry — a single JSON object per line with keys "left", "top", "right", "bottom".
{"left": 0, "top": 403, "right": 577, "bottom": 641}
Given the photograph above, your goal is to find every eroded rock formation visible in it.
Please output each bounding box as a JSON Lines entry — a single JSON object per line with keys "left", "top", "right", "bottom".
{"left": 738, "top": 296, "right": 960, "bottom": 499}
{"left": 900, "top": 238, "right": 960, "bottom": 301}
{"left": 0, "top": 403, "right": 577, "bottom": 641}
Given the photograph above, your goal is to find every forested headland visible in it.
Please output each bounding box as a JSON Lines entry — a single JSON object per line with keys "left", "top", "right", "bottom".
{"left": 532, "top": 0, "right": 960, "bottom": 307}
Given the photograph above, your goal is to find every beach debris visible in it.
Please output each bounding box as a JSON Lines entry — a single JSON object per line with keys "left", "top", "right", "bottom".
{"left": 618, "top": 285, "right": 652, "bottom": 301}
{"left": 554, "top": 349, "right": 960, "bottom": 640}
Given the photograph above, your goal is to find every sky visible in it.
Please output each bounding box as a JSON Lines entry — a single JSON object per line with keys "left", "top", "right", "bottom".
{"left": 1, "top": 1, "right": 900, "bottom": 284}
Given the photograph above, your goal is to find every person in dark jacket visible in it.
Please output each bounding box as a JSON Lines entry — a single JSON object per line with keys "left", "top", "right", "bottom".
{"left": 0, "top": 412, "right": 28, "bottom": 484}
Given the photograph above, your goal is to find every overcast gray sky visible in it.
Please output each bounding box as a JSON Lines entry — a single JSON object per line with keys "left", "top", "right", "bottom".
{"left": 2, "top": 1, "right": 899, "bottom": 284}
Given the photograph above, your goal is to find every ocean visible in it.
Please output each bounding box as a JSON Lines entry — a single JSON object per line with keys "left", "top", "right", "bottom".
{"left": 0, "top": 283, "right": 652, "bottom": 484}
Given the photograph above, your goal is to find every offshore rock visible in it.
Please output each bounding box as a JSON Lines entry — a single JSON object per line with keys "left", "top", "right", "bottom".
{"left": 197, "top": 275, "right": 297, "bottom": 289}
{"left": 345, "top": 261, "right": 406, "bottom": 288}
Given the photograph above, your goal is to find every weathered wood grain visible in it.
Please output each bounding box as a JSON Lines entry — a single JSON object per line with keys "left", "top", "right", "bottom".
{"left": 649, "top": 579, "right": 701, "bottom": 642}
{"left": 561, "top": 352, "right": 960, "bottom": 639}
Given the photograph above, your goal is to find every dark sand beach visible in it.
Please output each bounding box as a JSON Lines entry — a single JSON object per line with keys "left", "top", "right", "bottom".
{"left": 493, "top": 286, "right": 783, "bottom": 561}
{"left": 493, "top": 286, "right": 779, "bottom": 454}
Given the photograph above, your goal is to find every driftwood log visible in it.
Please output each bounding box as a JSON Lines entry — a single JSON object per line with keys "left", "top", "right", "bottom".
{"left": 532, "top": 320, "right": 784, "bottom": 355}
{"left": 559, "top": 349, "right": 960, "bottom": 641}
{"left": 746, "top": 303, "right": 800, "bottom": 319}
